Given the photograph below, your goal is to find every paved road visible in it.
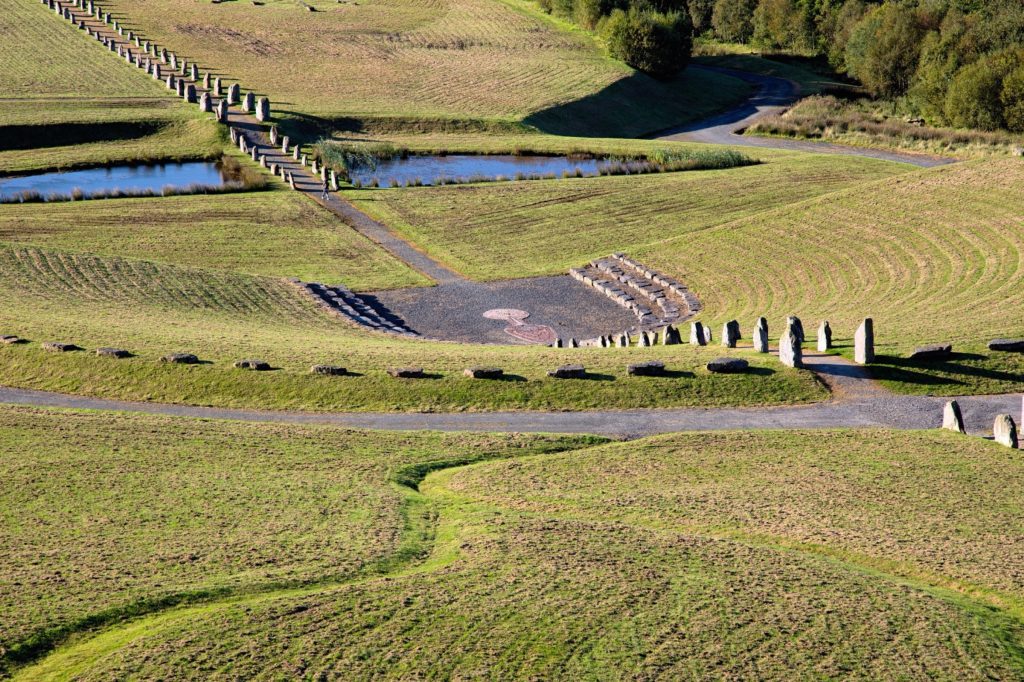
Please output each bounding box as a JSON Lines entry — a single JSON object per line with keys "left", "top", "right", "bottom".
{"left": 654, "top": 66, "right": 956, "bottom": 168}
{"left": 2, "top": 352, "right": 1018, "bottom": 438}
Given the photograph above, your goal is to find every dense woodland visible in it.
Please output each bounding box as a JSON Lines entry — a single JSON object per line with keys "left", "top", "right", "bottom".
{"left": 539, "top": 0, "right": 1024, "bottom": 132}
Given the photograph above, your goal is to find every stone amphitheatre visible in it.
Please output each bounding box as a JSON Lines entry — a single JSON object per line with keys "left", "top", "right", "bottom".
{"left": 1, "top": 0, "right": 1023, "bottom": 678}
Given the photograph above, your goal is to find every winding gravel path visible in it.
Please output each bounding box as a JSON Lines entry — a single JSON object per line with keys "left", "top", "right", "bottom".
{"left": 2, "top": 353, "right": 1018, "bottom": 438}
{"left": 655, "top": 66, "right": 956, "bottom": 168}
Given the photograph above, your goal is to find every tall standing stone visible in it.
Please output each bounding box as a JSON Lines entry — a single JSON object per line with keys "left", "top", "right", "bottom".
{"left": 690, "top": 321, "right": 706, "bottom": 346}
{"left": 662, "top": 324, "right": 680, "bottom": 345}
{"left": 817, "top": 320, "right": 832, "bottom": 351}
{"left": 616, "top": 333, "right": 629, "bottom": 348}
{"left": 722, "top": 320, "right": 740, "bottom": 348}
{"left": 243, "top": 91, "right": 255, "bottom": 112}
{"left": 199, "top": 92, "right": 212, "bottom": 113}
{"left": 175, "top": 77, "right": 185, "bottom": 96}
{"left": 330, "top": 169, "right": 339, "bottom": 191}
{"left": 787, "top": 316, "right": 804, "bottom": 344}
{"left": 190, "top": 63, "right": 199, "bottom": 80}
{"left": 754, "top": 317, "right": 769, "bottom": 353}
{"left": 703, "top": 326, "right": 712, "bottom": 344}
{"left": 202, "top": 73, "right": 210, "bottom": 89}
{"left": 169, "top": 53, "right": 177, "bottom": 69}
{"left": 942, "top": 400, "right": 966, "bottom": 434}
{"left": 281, "top": 136, "right": 290, "bottom": 153}
{"left": 152, "top": 63, "right": 161, "bottom": 80}
{"left": 994, "top": 414, "right": 1018, "bottom": 448}
{"left": 255, "top": 97, "right": 270, "bottom": 122}
{"left": 184, "top": 83, "right": 196, "bottom": 103}
{"left": 216, "top": 100, "right": 228, "bottom": 123}
{"left": 228, "top": 83, "right": 240, "bottom": 105}
{"left": 166, "top": 74, "right": 176, "bottom": 91}
{"left": 269, "top": 126, "right": 279, "bottom": 146}
{"left": 854, "top": 318, "right": 874, "bottom": 364}
{"left": 213, "top": 77, "right": 223, "bottom": 96}
{"left": 779, "top": 328, "right": 802, "bottom": 368}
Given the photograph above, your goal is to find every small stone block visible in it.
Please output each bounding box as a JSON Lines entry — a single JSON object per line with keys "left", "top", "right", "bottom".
{"left": 161, "top": 353, "right": 199, "bottom": 364}
{"left": 627, "top": 360, "right": 665, "bottom": 376}
{"left": 95, "top": 347, "right": 131, "bottom": 358}
{"left": 463, "top": 367, "right": 504, "bottom": 379}
{"left": 311, "top": 365, "right": 347, "bottom": 376}
{"left": 234, "top": 359, "right": 271, "bottom": 371}
{"left": 1, "top": 335, "right": 25, "bottom": 345}
{"left": 388, "top": 367, "right": 424, "bottom": 378}
{"left": 910, "top": 343, "right": 952, "bottom": 361}
{"left": 42, "top": 342, "right": 80, "bottom": 352}
{"left": 988, "top": 339, "right": 1024, "bottom": 352}
{"left": 706, "top": 357, "right": 750, "bottom": 373}
{"left": 548, "top": 364, "right": 585, "bottom": 379}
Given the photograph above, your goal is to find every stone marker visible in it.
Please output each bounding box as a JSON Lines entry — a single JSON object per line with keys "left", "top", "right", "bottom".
{"left": 854, "top": 318, "right": 874, "bottom": 364}
{"left": 228, "top": 83, "right": 240, "bottom": 105}
{"left": 175, "top": 78, "right": 185, "bottom": 96}
{"left": 1, "top": 335, "right": 25, "bottom": 344}
{"left": 311, "top": 365, "right": 347, "bottom": 376}
{"left": 270, "top": 127, "right": 279, "bottom": 145}
{"left": 779, "top": 328, "right": 802, "bottom": 368}
{"left": 243, "top": 91, "right": 255, "bottom": 112}
{"left": 213, "top": 76, "right": 223, "bottom": 96}
{"left": 754, "top": 317, "right": 769, "bottom": 353}
{"left": 184, "top": 84, "right": 196, "bottom": 103}
{"left": 42, "top": 342, "right": 80, "bottom": 352}
{"left": 234, "top": 359, "right": 271, "bottom": 371}
{"left": 152, "top": 63, "right": 161, "bottom": 80}
{"left": 569, "top": 338, "right": 579, "bottom": 348}
{"left": 170, "top": 53, "right": 177, "bottom": 69}
{"left": 638, "top": 332, "right": 650, "bottom": 347}
{"left": 190, "top": 63, "right": 199, "bottom": 80}
{"left": 96, "top": 347, "right": 131, "bottom": 358}
{"left": 910, "top": 343, "right": 952, "bottom": 361}
{"left": 464, "top": 367, "right": 503, "bottom": 379}
{"left": 199, "top": 92, "right": 212, "bottom": 112}
{"left": 553, "top": 338, "right": 563, "bottom": 348}
{"left": 988, "top": 339, "right": 1024, "bottom": 352}
{"left": 707, "top": 357, "right": 749, "bottom": 373}
{"left": 722, "top": 320, "right": 740, "bottom": 348}
{"left": 256, "top": 97, "right": 270, "bottom": 122}
{"left": 548, "top": 364, "right": 585, "bottom": 379}
{"left": 293, "top": 146, "right": 301, "bottom": 161}
{"left": 817, "top": 320, "right": 831, "bottom": 351}
{"left": 628, "top": 360, "right": 665, "bottom": 376}
{"left": 615, "top": 333, "right": 629, "bottom": 348}
{"left": 690, "top": 321, "right": 706, "bottom": 346}
{"left": 202, "top": 73, "right": 210, "bottom": 89}
{"left": 388, "top": 367, "right": 424, "bottom": 378}
{"left": 330, "top": 169, "right": 339, "bottom": 191}
{"left": 994, "top": 414, "right": 1018, "bottom": 448}
{"left": 161, "top": 353, "right": 199, "bottom": 364}
{"left": 787, "top": 315, "right": 804, "bottom": 344}
{"left": 216, "top": 100, "right": 228, "bottom": 122}
{"left": 160, "top": 48, "right": 168, "bottom": 63}
{"left": 941, "top": 400, "right": 965, "bottom": 434}
{"left": 662, "top": 324, "right": 681, "bottom": 345}
{"left": 311, "top": 159, "right": 320, "bottom": 175}
{"left": 703, "top": 326, "right": 712, "bottom": 344}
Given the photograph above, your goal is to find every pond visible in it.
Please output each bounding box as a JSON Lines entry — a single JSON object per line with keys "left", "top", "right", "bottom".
{"left": 349, "top": 154, "right": 618, "bottom": 188}
{"left": 0, "top": 162, "right": 232, "bottom": 202}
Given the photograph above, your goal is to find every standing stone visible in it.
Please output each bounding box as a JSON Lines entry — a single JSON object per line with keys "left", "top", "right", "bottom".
{"left": 281, "top": 135, "right": 290, "bottom": 153}
{"left": 662, "top": 324, "right": 681, "bottom": 345}
{"left": 616, "top": 333, "right": 630, "bottom": 348}
{"left": 301, "top": 154, "right": 308, "bottom": 167}
{"left": 250, "top": 146, "right": 259, "bottom": 162}
{"left": 190, "top": 63, "right": 199, "bottom": 80}
{"left": 202, "top": 73, "right": 210, "bottom": 90}
{"left": 721, "top": 320, "right": 740, "bottom": 348}
{"left": 854, "top": 318, "right": 874, "bottom": 364}
{"left": 994, "top": 414, "right": 1018, "bottom": 448}
{"left": 779, "top": 328, "right": 802, "bottom": 368}
{"left": 175, "top": 78, "right": 185, "bottom": 96}
{"left": 213, "top": 77, "right": 223, "bottom": 96}
{"left": 255, "top": 97, "right": 270, "bottom": 122}
{"left": 817, "top": 320, "right": 832, "bottom": 351}
{"left": 320, "top": 166, "right": 328, "bottom": 183}
{"left": 703, "top": 326, "right": 712, "bottom": 344}
{"left": 259, "top": 155, "right": 268, "bottom": 168}
{"left": 690, "top": 321, "right": 706, "bottom": 346}
{"left": 170, "top": 53, "right": 178, "bottom": 69}
{"left": 243, "top": 91, "right": 255, "bottom": 112}
{"left": 228, "top": 83, "right": 240, "bottom": 105}
{"left": 152, "top": 63, "right": 161, "bottom": 80}
{"left": 199, "top": 92, "right": 212, "bottom": 112}
{"left": 269, "top": 127, "right": 279, "bottom": 145}
{"left": 330, "top": 169, "right": 339, "bottom": 191}
{"left": 753, "top": 317, "right": 769, "bottom": 353}
{"left": 311, "top": 159, "right": 320, "bottom": 175}
{"left": 229, "top": 127, "right": 239, "bottom": 144}
{"left": 184, "top": 84, "right": 196, "bottom": 103}
{"left": 216, "top": 100, "right": 228, "bottom": 123}
{"left": 638, "top": 332, "right": 650, "bottom": 347}
{"left": 292, "top": 145, "right": 300, "bottom": 161}
{"left": 270, "top": 163, "right": 279, "bottom": 176}
{"left": 160, "top": 48, "right": 168, "bottom": 63}
{"left": 787, "top": 316, "right": 805, "bottom": 344}
{"left": 942, "top": 400, "right": 966, "bottom": 434}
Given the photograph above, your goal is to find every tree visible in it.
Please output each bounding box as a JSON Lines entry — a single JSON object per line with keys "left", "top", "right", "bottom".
{"left": 752, "top": 0, "right": 804, "bottom": 50}
{"left": 944, "top": 48, "right": 1022, "bottom": 130}
{"left": 604, "top": 7, "right": 694, "bottom": 78}
{"left": 1002, "top": 65, "right": 1024, "bottom": 133}
{"left": 687, "top": 0, "right": 715, "bottom": 33}
{"left": 845, "top": 3, "right": 924, "bottom": 97}
{"left": 712, "top": 0, "right": 757, "bottom": 43}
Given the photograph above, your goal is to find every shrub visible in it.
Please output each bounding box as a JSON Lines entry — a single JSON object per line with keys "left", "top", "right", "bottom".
{"left": 1001, "top": 65, "right": 1024, "bottom": 133}
{"left": 845, "top": 3, "right": 923, "bottom": 98}
{"left": 603, "top": 7, "right": 693, "bottom": 79}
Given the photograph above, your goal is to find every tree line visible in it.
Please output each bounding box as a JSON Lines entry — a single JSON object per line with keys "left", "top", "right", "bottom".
{"left": 538, "top": 0, "right": 1024, "bottom": 132}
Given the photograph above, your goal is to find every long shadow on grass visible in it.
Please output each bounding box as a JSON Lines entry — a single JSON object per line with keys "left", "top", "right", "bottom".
{"left": 867, "top": 353, "right": 1024, "bottom": 387}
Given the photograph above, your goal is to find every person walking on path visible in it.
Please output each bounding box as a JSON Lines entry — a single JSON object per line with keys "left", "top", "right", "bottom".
{"left": 321, "top": 178, "right": 330, "bottom": 200}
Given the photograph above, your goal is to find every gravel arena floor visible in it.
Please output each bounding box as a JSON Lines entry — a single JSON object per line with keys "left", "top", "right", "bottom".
{"left": 365, "top": 275, "right": 643, "bottom": 344}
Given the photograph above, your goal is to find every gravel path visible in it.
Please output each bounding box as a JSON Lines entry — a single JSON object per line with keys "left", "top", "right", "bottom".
{"left": 2, "top": 354, "right": 1018, "bottom": 438}
{"left": 653, "top": 66, "right": 956, "bottom": 168}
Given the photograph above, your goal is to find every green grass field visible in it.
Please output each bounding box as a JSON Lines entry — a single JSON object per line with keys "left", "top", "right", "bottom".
{"left": 11, "top": 426, "right": 1023, "bottom": 679}
{"left": 0, "top": 243, "right": 824, "bottom": 411}
{"left": 0, "top": 405, "right": 599, "bottom": 671}
{"left": 0, "top": 0, "right": 219, "bottom": 172}
{"left": 0, "top": 188, "right": 427, "bottom": 286}
{"left": 96, "top": 0, "right": 751, "bottom": 137}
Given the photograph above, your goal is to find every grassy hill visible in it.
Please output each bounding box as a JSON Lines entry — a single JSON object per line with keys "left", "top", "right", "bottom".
{"left": 11, "top": 425, "right": 1023, "bottom": 679}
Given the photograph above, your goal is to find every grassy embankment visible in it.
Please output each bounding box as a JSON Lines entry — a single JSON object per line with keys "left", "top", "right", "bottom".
{"left": 9, "top": 422, "right": 1023, "bottom": 679}
{"left": 0, "top": 0, "right": 222, "bottom": 174}
{"left": 346, "top": 156, "right": 1024, "bottom": 396}
{"left": 97, "top": 0, "right": 751, "bottom": 138}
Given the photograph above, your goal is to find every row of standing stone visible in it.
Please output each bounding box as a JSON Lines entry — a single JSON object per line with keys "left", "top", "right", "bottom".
{"left": 47, "top": 0, "right": 271, "bottom": 123}
{"left": 942, "top": 399, "right": 1021, "bottom": 449}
